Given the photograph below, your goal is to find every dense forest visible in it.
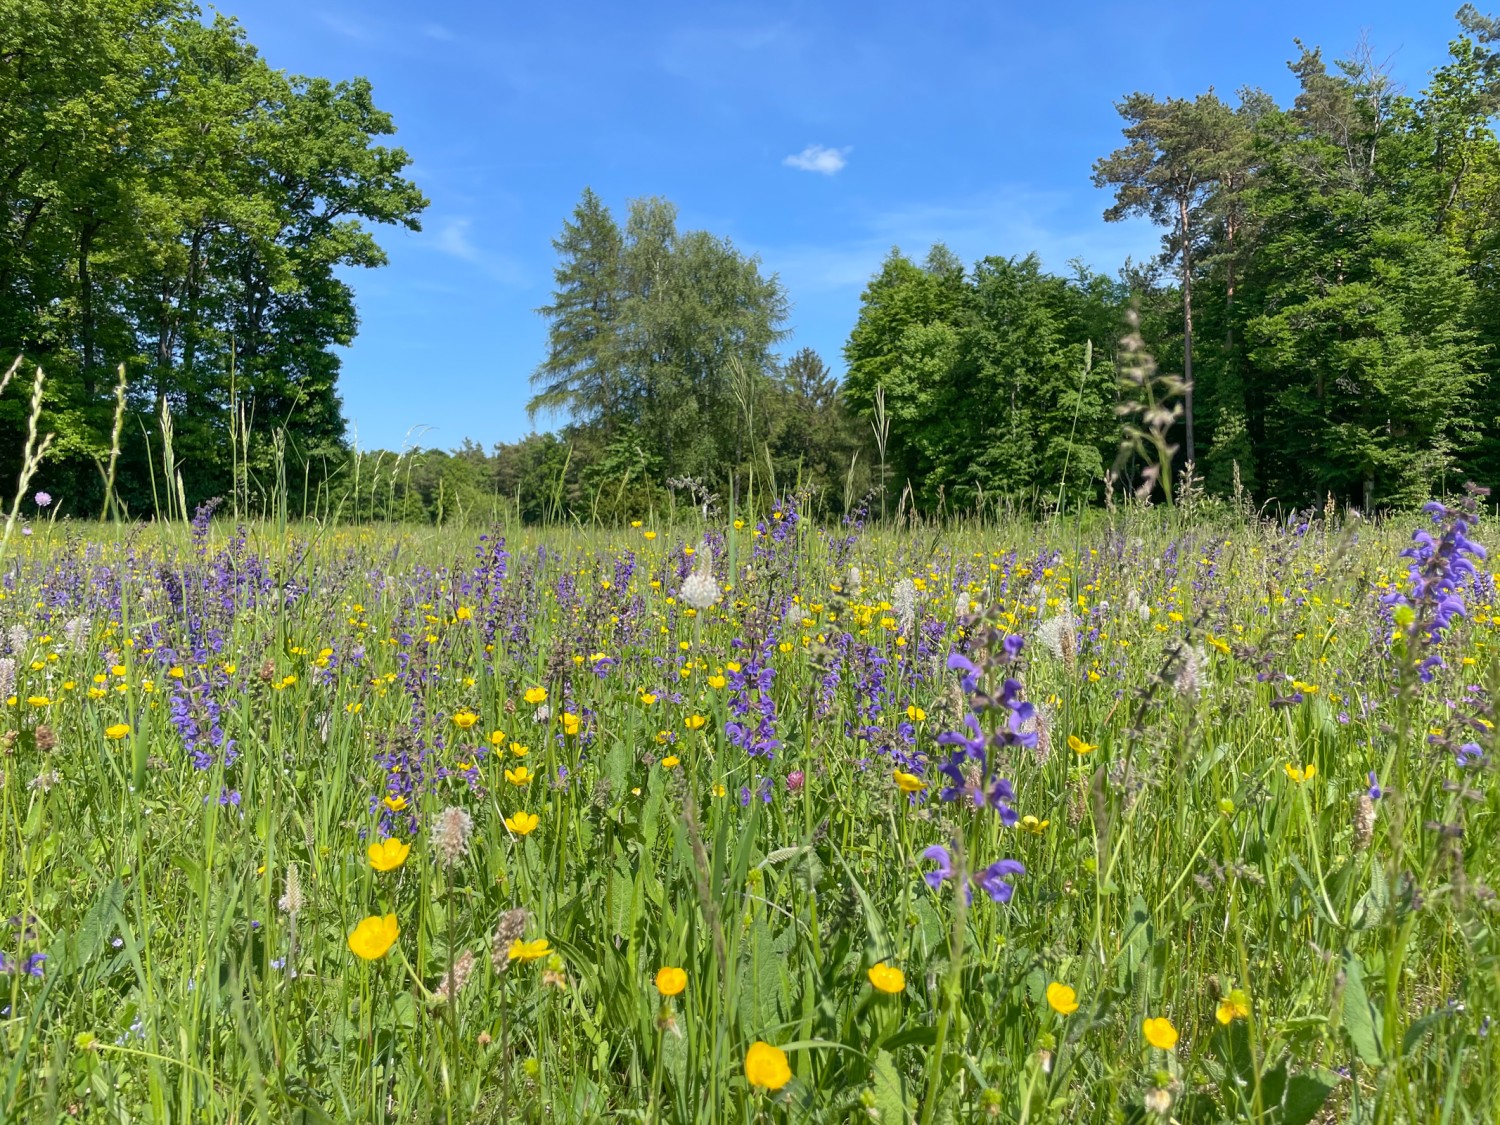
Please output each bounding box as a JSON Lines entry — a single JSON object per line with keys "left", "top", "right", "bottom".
{"left": 4, "top": 3, "right": 1500, "bottom": 522}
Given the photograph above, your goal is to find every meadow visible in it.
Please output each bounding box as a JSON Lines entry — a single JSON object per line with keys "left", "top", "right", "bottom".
{"left": 1, "top": 491, "right": 1497, "bottom": 1124}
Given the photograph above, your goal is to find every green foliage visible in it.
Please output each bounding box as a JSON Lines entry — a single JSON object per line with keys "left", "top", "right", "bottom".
{"left": 0, "top": 0, "right": 425, "bottom": 515}
{"left": 843, "top": 247, "right": 1118, "bottom": 510}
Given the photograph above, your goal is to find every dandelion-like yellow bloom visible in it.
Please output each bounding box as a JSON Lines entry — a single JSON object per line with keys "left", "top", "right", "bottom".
{"left": 367, "top": 838, "right": 410, "bottom": 871}
{"left": 507, "top": 938, "right": 551, "bottom": 962}
{"left": 893, "top": 770, "right": 926, "bottom": 793}
{"left": 452, "top": 709, "right": 478, "bottom": 729}
{"left": 1284, "top": 762, "right": 1317, "bottom": 783}
{"left": 504, "top": 810, "right": 540, "bottom": 836}
{"left": 104, "top": 723, "right": 130, "bottom": 740}
{"left": 523, "top": 686, "right": 547, "bottom": 705}
{"left": 1067, "top": 735, "right": 1097, "bottom": 755}
{"left": 655, "top": 966, "right": 687, "bottom": 996}
{"left": 348, "top": 913, "right": 399, "bottom": 960}
{"left": 744, "top": 1041, "right": 792, "bottom": 1091}
{"left": 1216, "top": 988, "right": 1250, "bottom": 1024}
{"left": 1142, "top": 1016, "right": 1179, "bottom": 1050}
{"left": 505, "top": 766, "right": 534, "bottom": 786}
{"left": 867, "top": 962, "right": 905, "bottom": 993}
{"left": 1046, "top": 982, "right": 1079, "bottom": 1015}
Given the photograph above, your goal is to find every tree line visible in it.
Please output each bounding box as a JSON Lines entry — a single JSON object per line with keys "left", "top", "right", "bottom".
{"left": 0, "top": 0, "right": 425, "bottom": 516}
{"left": 5, "top": 4, "right": 1499, "bottom": 522}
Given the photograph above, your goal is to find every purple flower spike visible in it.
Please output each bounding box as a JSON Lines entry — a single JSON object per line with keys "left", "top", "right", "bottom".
{"left": 921, "top": 845, "right": 954, "bottom": 889}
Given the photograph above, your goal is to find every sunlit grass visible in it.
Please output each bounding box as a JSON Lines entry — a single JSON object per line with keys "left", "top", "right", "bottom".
{"left": 1, "top": 499, "right": 1497, "bottom": 1123}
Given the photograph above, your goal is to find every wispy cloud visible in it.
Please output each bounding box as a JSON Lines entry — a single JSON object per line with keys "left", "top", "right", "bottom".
{"left": 318, "top": 12, "right": 375, "bottom": 42}
{"left": 756, "top": 188, "right": 1160, "bottom": 296}
{"left": 421, "top": 217, "right": 528, "bottom": 286}
{"left": 422, "top": 23, "right": 455, "bottom": 41}
{"left": 783, "top": 144, "right": 850, "bottom": 175}
{"left": 432, "top": 217, "right": 482, "bottom": 262}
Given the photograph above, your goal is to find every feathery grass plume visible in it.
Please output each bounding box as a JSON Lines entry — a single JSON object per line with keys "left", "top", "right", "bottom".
{"left": 0, "top": 361, "right": 54, "bottom": 564}
{"left": 1353, "top": 794, "right": 1376, "bottom": 853}
{"left": 432, "top": 950, "right": 476, "bottom": 1004}
{"left": 432, "top": 806, "right": 473, "bottom": 868}
{"left": 278, "top": 863, "right": 304, "bottom": 917}
{"left": 893, "top": 577, "right": 918, "bottom": 636}
{"left": 1035, "top": 604, "right": 1078, "bottom": 672}
{"left": 1112, "top": 305, "right": 1185, "bottom": 506}
{"left": 492, "top": 908, "right": 528, "bottom": 973}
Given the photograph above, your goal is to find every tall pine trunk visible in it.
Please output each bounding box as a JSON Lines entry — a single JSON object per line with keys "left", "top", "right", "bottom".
{"left": 1178, "top": 193, "right": 1195, "bottom": 466}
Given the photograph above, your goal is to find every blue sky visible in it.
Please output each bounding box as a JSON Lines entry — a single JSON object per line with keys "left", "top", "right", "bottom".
{"left": 224, "top": 0, "right": 1460, "bottom": 451}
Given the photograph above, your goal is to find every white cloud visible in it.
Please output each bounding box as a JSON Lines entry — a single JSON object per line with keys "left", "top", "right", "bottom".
{"left": 420, "top": 217, "right": 529, "bottom": 286}
{"left": 318, "top": 13, "right": 374, "bottom": 42}
{"left": 783, "top": 144, "right": 850, "bottom": 175}
{"left": 432, "top": 217, "right": 482, "bottom": 262}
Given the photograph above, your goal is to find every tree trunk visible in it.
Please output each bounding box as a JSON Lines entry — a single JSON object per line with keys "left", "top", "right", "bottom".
{"left": 1178, "top": 193, "right": 1195, "bottom": 465}
{"left": 79, "top": 221, "right": 96, "bottom": 398}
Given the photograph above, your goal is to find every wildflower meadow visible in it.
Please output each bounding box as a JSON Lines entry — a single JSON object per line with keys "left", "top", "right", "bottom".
{"left": 2, "top": 486, "right": 1498, "bottom": 1123}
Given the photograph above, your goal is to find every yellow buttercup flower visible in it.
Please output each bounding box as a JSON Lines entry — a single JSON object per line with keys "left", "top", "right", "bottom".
{"left": 661, "top": 755, "right": 681, "bottom": 769}
{"left": 504, "top": 810, "right": 540, "bottom": 836}
{"left": 1216, "top": 988, "right": 1251, "bottom": 1024}
{"left": 452, "top": 709, "right": 479, "bottom": 729}
{"left": 348, "top": 913, "right": 399, "bottom": 960}
{"left": 507, "top": 938, "right": 551, "bottom": 962}
{"left": 524, "top": 686, "right": 547, "bottom": 705}
{"left": 505, "top": 765, "right": 534, "bottom": 786}
{"left": 104, "top": 723, "right": 131, "bottom": 740}
{"left": 684, "top": 714, "right": 706, "bottom": 731}
{"left": 1285, "top": 762, "right": 1317, "bottom": 783}
{"left": 1143, "top": 1016, "right": 1179, "bottom": 1050}
{"left": 562, "top": 712, "right": 581, "bottom": 736}
{"left": 1067, "top": 735, "right": 1097, "bottom": 755}
{"left": 893, "top": 770, "right": 926, "bottom": 793}
{"left": 744, "top": 1041, "right": 792, "bottom": 1091}
{"left": 655, "top": 966, "right": 687, "bottom": 997}
{"left": 867, "top": 962, "right": 905, "bottom": 993}
{"left": 1020, "top": 815, "right": 1050, "bottom": 835}
{"left": 383, "top": 795, "right": 408, "bottom": 812}
{"left": 906, "top": 704, "right": 926, "bottom": 722}
{"left": 1046, "top": 982, "right": 1079, "bottom": 1015}
{"left": 367, "top": 838, "right": 411, "bottom": 871}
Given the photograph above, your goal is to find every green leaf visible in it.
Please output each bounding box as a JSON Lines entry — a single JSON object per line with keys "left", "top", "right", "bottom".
{"left": 870, "top": 1049, "right": 909, "bottom": 1124}
{"left": 1341, "top": 951, "right": 1383, "bottom": 1066}
{"left": 1280, "top": 1069, "right": 1339, "bottom": 1125}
